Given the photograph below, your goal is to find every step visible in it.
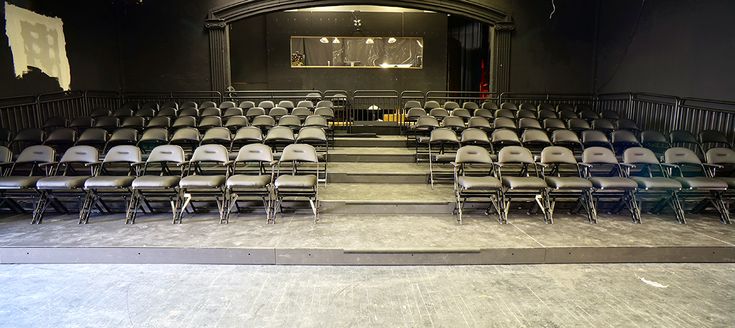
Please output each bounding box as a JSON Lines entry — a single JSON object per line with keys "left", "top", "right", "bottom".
{"left": 327, "top": 163, "right": 432, "bottom": 183}
{"left": 319, "top": 183, "right": 455, "bottom": 214}
{"left": 329, "top": 147, "right": 415, "bottom": 163}
{"left": 333, "top": 135, "right": 408, "bottom": 148}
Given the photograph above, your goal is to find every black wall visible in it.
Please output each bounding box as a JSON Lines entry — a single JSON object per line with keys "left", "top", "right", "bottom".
{"left": 230, "top": 11, "right": 448, "bottom": 92}
{"left": 594, "top": 0, "right": 735, "bottom": 100}
{"left": 0, "top": 0, "right": 121, "bottom": 97}
{"left": 508, "top": 0, "right": 596, "bottom": 93}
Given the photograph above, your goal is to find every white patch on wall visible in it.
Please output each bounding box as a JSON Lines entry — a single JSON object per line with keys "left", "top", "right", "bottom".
{"left": 4, "top": 2, "right": 71, "bottom": 90}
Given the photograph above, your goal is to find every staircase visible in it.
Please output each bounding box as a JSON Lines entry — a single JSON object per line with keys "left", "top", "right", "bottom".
{"left": 320, "top": 135, "right": 456, "bottom": 214}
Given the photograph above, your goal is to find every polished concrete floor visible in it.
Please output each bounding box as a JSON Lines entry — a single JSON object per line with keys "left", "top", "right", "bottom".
{"left": 0, "top": 263, "right": 733, "bottom": 327}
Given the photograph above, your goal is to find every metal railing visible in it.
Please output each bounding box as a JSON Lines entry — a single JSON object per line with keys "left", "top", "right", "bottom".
{"left": 499, "top": 92, "right": 596, "bottom": 109}
{"left": 0, "top": 90, "right": 732, "bottom": 142}
{"left": 425, "top": 91, "right": 499, "bottom": 108}
{"left": 599, "top": 92, "right": 735, "bottom": 144}
{"left": 123, "top": 91, "right": 222, "bottom": 107}
{"left": 225, "top": 90, "right": 322, "bottom": 106}
{"left": 350, "top": 90, "right": 401, "bottom": 128}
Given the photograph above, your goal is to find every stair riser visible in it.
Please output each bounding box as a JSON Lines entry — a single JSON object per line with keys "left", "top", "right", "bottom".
{"left": 329, "top": 154, "right": 415, "bottom": 163}
{"left": 328, "top": 173, "right": 429, "bottom": 184}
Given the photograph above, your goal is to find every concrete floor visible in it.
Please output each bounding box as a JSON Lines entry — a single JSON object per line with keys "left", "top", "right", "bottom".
{"left": 0, "top": 263, "right": 733, "bottom": 327}
{"left": 0, "top": 212, "right": 732, "bottom": 250}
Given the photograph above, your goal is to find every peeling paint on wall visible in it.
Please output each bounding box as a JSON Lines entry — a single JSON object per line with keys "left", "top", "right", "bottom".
{"left": 4, "top": 2, "right": 71, "bottom": 90}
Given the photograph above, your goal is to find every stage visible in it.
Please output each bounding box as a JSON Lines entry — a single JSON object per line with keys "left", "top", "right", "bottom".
{"left": 1, "top": 210, "right": 733, "bottom": 265}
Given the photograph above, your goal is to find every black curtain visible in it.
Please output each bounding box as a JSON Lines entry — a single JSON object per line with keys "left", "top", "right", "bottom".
{"left": 446, "top": 16, "right": 489, "bottom": 91}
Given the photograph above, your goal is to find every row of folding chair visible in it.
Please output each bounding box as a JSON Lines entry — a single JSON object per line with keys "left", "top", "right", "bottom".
{"left": 0, "top": 144, "right": 321, "bottom": 225}
{"left": 447, "top": 144, "right": 734, "bottom": 225}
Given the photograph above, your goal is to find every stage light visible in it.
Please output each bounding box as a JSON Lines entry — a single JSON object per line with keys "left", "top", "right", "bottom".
{"left": 365, "top": 38, "right": 374, "bottom": 44}
{"left": 388, "top": 37, "right": 396, "bottom": 44}
{"left": 319, "top": 37, "right": 329, "bottom": 43}
{"left": 332, "top": 37, "right": 340, "bottom": 44}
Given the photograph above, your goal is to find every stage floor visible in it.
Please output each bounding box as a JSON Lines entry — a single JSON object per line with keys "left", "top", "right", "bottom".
{"left": 1, "top": 211, "right": 733, "bottom": 265}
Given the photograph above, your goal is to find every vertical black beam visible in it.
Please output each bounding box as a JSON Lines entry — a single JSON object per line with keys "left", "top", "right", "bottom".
{"left": 206, "top": 18, "right": 230, "bottom": 93}
{"left": 492, "top": 22, "right": 514, "bottom": 94}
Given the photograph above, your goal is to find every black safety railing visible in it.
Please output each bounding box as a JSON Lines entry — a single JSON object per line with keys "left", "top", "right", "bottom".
{"left": 85, "top": 90, "right": 121, "bottom": 111}
{"left": 425, "top": 90, "right": 499, "bottom": 108}
{"left": 350, "top": 90, "right": 401, "bottom": 130}
{"left": 0, "top": 95, "right": 37, "bottom": 134}
{"left": 0, "top": 90, "right": 733, "bottom": 143}
{"left": 122, "top": 91, "right": 222, "bottom": 107}
{"left": 499, "top": 92, "right": 596, "bottom": 109}
{"left": 599, "top": 92, "right": 735, "bottom": 144}
{"left": 225, "top": 90, "right": 323, "bottom": 106}
{"left": 37, "top": 91, "right": 87, "bottom": 124}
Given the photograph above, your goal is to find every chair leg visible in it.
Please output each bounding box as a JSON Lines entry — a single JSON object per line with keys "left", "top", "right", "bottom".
{"left": 125, "top": 190, "right": 140, "bottom": 224}
{"left": 31, "top": 191, "right": 50, "bottom": 224}
{"left": 79, "top": 191, "right": 96, "bottom": 224}
{"left": 501, "top": 190, "right": 510, "bottom": 224}
{"left": 670, "top": 191, "right": 687, "bottom": 224}
{"left": 712, "top": 192, "right": 731, "bottom": 224}
{"left": 625, "top": 190, "right": 642, "bottom": 224}
{"left": 173, "top": 190, "right": 188, "bottom": 224}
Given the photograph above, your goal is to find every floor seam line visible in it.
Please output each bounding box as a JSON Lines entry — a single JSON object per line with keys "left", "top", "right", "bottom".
{"left": 510, "top": 223, "right": 546, "bottom": 248}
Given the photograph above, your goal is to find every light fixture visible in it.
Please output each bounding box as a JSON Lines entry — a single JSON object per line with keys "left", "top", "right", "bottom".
{"left": 416, "top": 40, "right": 423, "bottom": 48}
{"left": 319, "top": 37, "right": 329, "bottom": 43}
{"left": 388, "top": 37, "right": 397, "bottom": 44}
{"left": 332, "top": 37, "right": 340, "bottom": 44}
{"left": 365, "top": 38, "right": 374, "bottom": 44}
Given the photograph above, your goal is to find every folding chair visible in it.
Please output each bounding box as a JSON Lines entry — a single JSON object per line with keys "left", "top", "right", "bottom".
{"left": 277, "top": 100, "right": 295, "bottom": 111}
{"left": 624, "top": 147, "right": 686, "bottom": 224}
{"left": 223, "top": 144, "right": 275, "bottom": 224}
{"left": 245, "top": 107, "right": 266, "bottom": 120}
{"left": 198, "top": 116, "right": 223, "bottom": 131}
{"left": 175, "top": 144, "right": 229, "bottom": 224}
{"left": 200, "top": 127, "right": 233, "bottom": 147}
{"left": 103, "top": 128, "right": 138, "bottom": 153}
{"left": 169, "top": 127, "right": 201, "bottom": 153}
{"left": 43, "top": 128, "right": 77, "bottom": 154}
{"left": 231, "top": 127, "right": 264, "bottom": 151}
{"left": 611, "top": 130, "right": 641, "bottom": 156}
{"left": 79, "top": 145, "right": 141, "bottom": 224}
{"left": 641, "top": 130, "right": 671, "bottom": 159}
{"left": 428, "top": 128, "right": 460, "bottom": 187}
{"left": 450, "top": 108, "right": 471, "bottom": 122}
{"left": 252, "top": 115, "right": 276, "bottom": 133}
{"left": 296, "top": 127, "right": 329, "bottom": 185}
{"left": 239, "top": 101, "right": 255, "bottom": 109}
{"left": 665, "top": 147, "right": 730, "bottom": 224}
{"left": 75, "top": 128, "right": 109, "bottom": 151}
{"left": 500, "top": 102, "right": 517, "bottom": 110}
{"left": 200, "top": 101, "right": 218, "bottom": 109}
{"left": 32, "top": 146, "right": 98, "bottom": 224}
{"left": 461, "top": 128, "right": 492, "bottom": 150}
{"left": 147, "top": 116, "right": 171, "bottom": 130}
{"left": 264, "top": 126, "right": 295, "bottom": 153}
{"left": 201, "top": 107, "right": 222, "bottom": 118}
{"left": 225, "top": 116, "right": 250, "bottom": 133}
{"left": 10, "top": 128, "right": 45, "bottom": 149}
{"left": 274, "top": 144, "right": 320, "bottom": 223}
{"left": 583, "top": 147, "right": 641, "bottom": 223}
{"left": 292, "top": 107, "right": 313, "bottom": 122}
{"left": 443, "top": 101, "right": 460, "bottom": 110}
{"left": 521, "top": 129, "right": 552, "bottom": 156}
{"left": 468, "top": 117, "right": 492, "bottom": 131}
{"left": 69, "top": 116, "right": 94, "bottom": 132}
{"left": 172, "top": 116, "right": 197, "bottom": 130}
{"left": 126, "top": 145, "right": 186, "bottom": 224}
{"left": 496, "top": 146, "right": 551, "bottom": 223}
{"left": 452, "top": 146, "right": 503, "bottom": 224}
{"left": 424, "top": 100, "right": 440, "bottom": 110}
{"left": 269, "top": 107, "right": 289, "bottom": 120}
{"left": 219, "top": 101, "right": 237, "bottom": 109}
{"left": 0, "top": 146, "right": 55, "bottom": 214}
{"left": 137, "top": 128, "right": 169, "bottom": 153}
{"left": 411, "top": 116, "right": 440, "bottom": 162}
{"left": 473, "top": 108, "right": 493, "bottom": 119}
{"left": 539, "top": 146, "right": 596, "bottom": 223}
{"left": 481, "top": 101, "right": 498, "bottom": 110}
{"left": 223, "top": 107, "right": 244, "bottom": 118}
{"left": 699, "top": 130, "right": 732, "bottom": 151}
{"left": 706, "top": 148, "right": 735, "bottom": 214}
{"left": 543, "top": 118, "right": 566, "bottom": 132}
